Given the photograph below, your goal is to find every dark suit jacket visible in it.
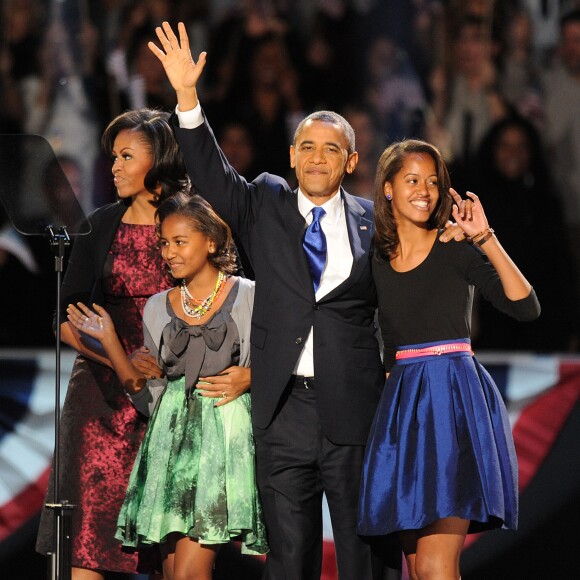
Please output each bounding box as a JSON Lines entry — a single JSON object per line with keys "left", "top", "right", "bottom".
{"left": 173, "top": 112, "right": 384, "bottom": 445}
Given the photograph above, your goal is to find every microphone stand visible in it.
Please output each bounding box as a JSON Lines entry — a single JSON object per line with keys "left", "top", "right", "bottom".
{"left": 0, "top": 132, "right": 91, "bottom": 579}
{"left": 44, "top": 225, "right": 74, "bottom": 580}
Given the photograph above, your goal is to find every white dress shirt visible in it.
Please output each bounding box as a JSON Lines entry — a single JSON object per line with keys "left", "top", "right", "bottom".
{"left": 293, "top": 190, "right": 353, "bottom": 377}
{"left": 176, "top": 103, "right": 204, "bottom": 129}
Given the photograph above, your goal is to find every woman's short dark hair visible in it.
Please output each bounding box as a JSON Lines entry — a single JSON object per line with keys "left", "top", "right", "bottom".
{"left": 155, "top": 190, "right": 238, "bottom": 274}
{"left": 101, "top": 108, "right": 187, "bottom": 204}
{"left": 373, "top": 139, "right": 452, "bottom": 259}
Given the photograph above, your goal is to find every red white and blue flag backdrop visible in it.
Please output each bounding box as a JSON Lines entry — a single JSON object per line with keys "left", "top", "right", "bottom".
{"left": 1, "top": 349, "right": 579, "bottom": 579}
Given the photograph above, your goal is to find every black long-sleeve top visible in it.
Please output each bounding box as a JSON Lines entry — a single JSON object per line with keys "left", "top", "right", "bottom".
{"left": 373, "top": 237, "right": 541, "bottom": 370}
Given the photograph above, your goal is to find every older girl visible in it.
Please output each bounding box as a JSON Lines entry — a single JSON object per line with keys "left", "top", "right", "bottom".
{"left": 358, "top": 140, "right": 540, "bottom": 580}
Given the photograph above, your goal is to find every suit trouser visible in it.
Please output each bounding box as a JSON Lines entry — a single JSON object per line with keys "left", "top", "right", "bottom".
{"left": 254, "top": 375, "right": 389, "bottom": 580}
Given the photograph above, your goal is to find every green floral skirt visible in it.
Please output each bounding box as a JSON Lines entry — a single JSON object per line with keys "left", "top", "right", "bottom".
{"left": 115, "top": 376, "right": 268, "bottom": 555}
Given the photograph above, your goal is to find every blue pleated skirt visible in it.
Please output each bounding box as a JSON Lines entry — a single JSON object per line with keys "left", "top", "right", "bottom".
{"left": 357, "top": 339, "right": 518, "bottom": 536}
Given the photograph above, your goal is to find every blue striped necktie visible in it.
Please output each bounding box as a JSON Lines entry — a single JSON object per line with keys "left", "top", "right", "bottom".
{"left": 303, "top": 206, "right": 327, "bottom": 292}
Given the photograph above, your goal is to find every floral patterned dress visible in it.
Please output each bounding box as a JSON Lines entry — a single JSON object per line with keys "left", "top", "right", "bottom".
{"left": 36, "top": 223, "right": 172, "bottom": 573}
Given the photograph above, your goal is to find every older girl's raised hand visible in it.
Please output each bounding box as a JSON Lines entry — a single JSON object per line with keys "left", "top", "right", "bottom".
{"left": 449, "top": 188, "right": 490, "bottom": 240}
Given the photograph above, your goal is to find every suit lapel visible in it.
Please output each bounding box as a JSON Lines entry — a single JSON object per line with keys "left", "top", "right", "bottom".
{"left": 319, "top": 190, "right": 373, "bottom": 302}
{"left": 344, "top": 192, "right": 371, "bottom": 264}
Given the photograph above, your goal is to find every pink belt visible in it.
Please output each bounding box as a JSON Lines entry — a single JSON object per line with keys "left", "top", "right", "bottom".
{"left": 396, "top": 342, "right": 474, "bottom": 360}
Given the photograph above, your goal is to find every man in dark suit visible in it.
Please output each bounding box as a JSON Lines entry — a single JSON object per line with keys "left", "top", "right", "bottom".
{"left": 150, "top": 22, "right": 392, "bottom": 579}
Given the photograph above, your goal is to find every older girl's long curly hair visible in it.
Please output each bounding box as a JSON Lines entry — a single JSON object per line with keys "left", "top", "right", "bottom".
{"left": 373, "top": 140, "right": 452, "bottom": 260}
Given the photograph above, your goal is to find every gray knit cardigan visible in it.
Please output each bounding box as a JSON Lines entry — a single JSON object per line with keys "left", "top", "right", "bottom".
{"left": 130, "top": 277, "right": 255, "bottom": 416}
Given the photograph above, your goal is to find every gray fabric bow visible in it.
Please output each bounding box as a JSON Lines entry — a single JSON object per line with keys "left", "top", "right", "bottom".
{"left": 162, "top": 317, "right": 227, "bottom": 397}
{"left": 168, "top": 318, "right": 227, "bottom": 356}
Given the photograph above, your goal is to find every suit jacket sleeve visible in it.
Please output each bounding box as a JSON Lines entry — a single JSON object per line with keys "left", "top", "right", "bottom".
{"left": 172, "top": 110, "right": 270, "bottom": 241}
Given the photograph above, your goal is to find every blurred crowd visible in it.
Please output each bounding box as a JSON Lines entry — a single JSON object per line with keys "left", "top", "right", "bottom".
{"left": 1, "top": 0, "right": 579, "bottom": 352}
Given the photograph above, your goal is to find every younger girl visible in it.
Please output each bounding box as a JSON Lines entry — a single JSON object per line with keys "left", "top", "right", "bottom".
{"left": 357, "top": 140, "right": 540, "bottom": 580}
{"left": 68, "top": 191, "right": 267, "bottom": 580}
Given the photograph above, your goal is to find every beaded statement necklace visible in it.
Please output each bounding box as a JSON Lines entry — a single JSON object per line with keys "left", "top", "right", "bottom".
{"left": 180, "top": 271, "right": 228, "bottom": 319}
